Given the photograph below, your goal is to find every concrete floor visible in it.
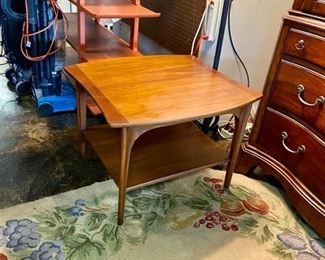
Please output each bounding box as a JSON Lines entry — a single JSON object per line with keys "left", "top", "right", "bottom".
{"left": 0, "top": 67, "right": 108, "bottom": 209}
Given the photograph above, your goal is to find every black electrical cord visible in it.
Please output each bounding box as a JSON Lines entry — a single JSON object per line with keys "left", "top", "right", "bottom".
{"left": 209, "top": 0, "right": 251, "bottom": 140}
{"left": 199, "top": 0, "right": 251, "bottom": 139}
{"left": 227, "top": 0, "right": 250, "bottom": 87}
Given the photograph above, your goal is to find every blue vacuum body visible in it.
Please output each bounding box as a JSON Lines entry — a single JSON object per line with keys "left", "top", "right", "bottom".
{"left": 34, "top": 80, "right": 76, "bottom": 117}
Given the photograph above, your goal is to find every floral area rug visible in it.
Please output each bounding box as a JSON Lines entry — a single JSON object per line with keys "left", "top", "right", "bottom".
{"left": 0, "top": 169, "right": 324, "bottom": 260}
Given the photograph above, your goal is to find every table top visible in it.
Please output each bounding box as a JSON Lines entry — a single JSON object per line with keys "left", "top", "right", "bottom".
{"left": 65, "top": 55, "right": 262, "bottom": 127}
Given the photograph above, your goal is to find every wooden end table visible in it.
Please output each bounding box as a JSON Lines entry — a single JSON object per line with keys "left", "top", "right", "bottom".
{"left": 65, "top": 55, "right": 262, "bottom": 225}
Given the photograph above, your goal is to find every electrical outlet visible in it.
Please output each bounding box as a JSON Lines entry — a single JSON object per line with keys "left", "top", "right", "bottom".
{"left": 205, "top": 0, "right": 221, "bottom": 41}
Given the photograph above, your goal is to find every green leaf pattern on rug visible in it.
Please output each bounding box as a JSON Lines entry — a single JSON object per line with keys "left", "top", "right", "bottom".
{"left": 64, "top": 234, "right": 105, "bottom": 260}
{"left": 83, "top": 213, "right": 107, "bottom": 233}
{"left": 0, "top": 172, "right": 323, "bottom": 260}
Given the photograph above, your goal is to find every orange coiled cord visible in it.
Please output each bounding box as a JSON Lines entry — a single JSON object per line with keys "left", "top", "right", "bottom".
{"left": 20, "top": 0, "right": 69, "bottom": 62}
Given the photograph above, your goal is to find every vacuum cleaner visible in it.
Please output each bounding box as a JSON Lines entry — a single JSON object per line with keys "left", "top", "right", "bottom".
{"left": 0, "top": 1, "right": 32, "bottom": 96}
{"left": 0, "top": 0, "right": 76, "bottom": 116}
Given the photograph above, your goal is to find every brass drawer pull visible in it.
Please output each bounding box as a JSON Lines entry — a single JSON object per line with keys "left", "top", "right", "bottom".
{"left": 281, "top": 131, "right": 306, "bottom": 154}
{"left": 297, "top": 85, "right": 325, "bottom": 106}
{"left": 295, "top": 39, "right": 305, "bottom": 50}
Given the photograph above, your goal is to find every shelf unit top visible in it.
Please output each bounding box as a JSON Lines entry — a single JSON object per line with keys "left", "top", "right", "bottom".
{"left": 65, "top": 55, "right": 262, "bottom": 128}
{"left": 69, "top": 0, "right": 160, "bottom": 19}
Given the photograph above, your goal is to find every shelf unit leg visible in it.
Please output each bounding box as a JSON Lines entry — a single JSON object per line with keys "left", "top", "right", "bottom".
{"left": 130, "top": 18, "right": 139, "bottom": 51}
{"left": 76, "top": 84, "right": 87, "bottom": 158}
{"left": 118, "top": 128, "right": 133, "bottom": 225}
{"left": 130, "top": 0, "right": 140, "bottom": 51}
{"left": 77, "top": 10, "right": 86, "bottom": 51}
{"left": 224, "top": 104, "right": 252, "bottom": 188}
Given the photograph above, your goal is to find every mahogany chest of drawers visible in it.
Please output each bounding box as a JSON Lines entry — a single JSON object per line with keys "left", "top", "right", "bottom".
{"left": 236, "top": 1, "right": 325, "bottom": 238}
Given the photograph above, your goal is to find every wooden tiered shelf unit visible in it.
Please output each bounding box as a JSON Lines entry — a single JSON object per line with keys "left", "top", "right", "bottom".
{"left": 67, "top": 0, "right": 159, "bottom": 57}
{"left": 65, "top": 0, "right": 160, "bottom": 115}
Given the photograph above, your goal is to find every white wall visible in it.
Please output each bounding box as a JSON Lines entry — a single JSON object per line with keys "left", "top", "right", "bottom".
{"left": 113, "top": 22, "right": 173, "bottom": 54}
{"left": 200, "top": 0, "right": 293, "bottom": 117}
{"left": 57, "top": 0, "right": 77, "bottom": 12}
{"left": 218, "top": 0, "right": 293, "bottom": 91}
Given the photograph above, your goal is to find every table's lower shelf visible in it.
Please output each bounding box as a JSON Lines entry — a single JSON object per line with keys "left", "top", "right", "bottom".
{"left": 83, "top": 122, "right": 228, "bottom": 190}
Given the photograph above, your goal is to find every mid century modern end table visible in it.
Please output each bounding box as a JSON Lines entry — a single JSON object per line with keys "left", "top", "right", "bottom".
{"left": 65, "top": 55, "right": 262, "bottom": 225}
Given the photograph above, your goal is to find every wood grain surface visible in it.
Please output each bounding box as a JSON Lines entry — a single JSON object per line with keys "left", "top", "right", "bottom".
{"left": 65, "top": 55, "right": 262, "bottom": 127}
{"left": 302, "top": 0, "right": 325, "bottom": 17}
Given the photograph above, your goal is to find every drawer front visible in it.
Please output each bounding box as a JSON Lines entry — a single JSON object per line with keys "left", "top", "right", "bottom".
{"left": 270, "top": 60, "right": 325, "bottom": 135}
{"left": 303, "top": 0, "right": 325, "bottom": 17}
{"left": 284, "top": 28, "right": 325, "bottom": 68}
{"left": 256, "top": 108, "right": 325, "bottom": 201}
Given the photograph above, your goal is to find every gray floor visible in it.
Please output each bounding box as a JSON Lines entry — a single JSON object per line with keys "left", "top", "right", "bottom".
{"left": 0, "top": 65, "right": 108, "bottom": 209}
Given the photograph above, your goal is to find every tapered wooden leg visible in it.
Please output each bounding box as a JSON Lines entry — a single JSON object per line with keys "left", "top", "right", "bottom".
{"left": 116, "top": 125, "right": 164, "bottom": 225}
{"left": 224, "top": 105, "right": 252, "bottom": 188}
{"left": 76, "top": 84, "right": 87, "bottom": 158}
{"left": 227, "top": 116, "right": 240, "bottom": 164}
{"left": 118, "top": 128, "right": 133, "bottom": 225}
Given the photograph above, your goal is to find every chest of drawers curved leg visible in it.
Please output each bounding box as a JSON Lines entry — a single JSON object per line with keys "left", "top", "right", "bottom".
{"left": 236, "top": 116, "right": 325, "bottom": 238}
